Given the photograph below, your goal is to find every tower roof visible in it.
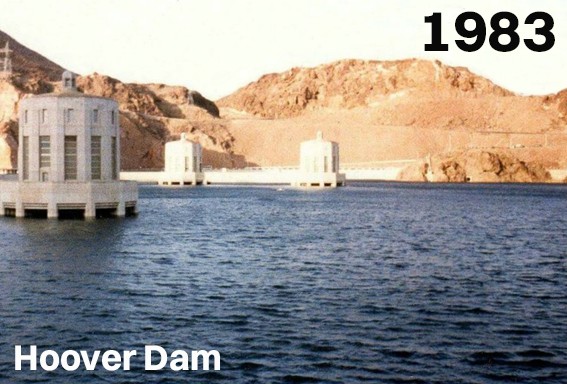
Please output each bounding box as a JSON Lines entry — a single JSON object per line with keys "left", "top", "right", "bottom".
{"left": 301, "top": 131, "right": 337, "bottom": 145}
{"left": 22, "top": 71, "right": 115, "bottom": 101}
{"left": 62, "top": 70, "right": 77, "bottom": 91}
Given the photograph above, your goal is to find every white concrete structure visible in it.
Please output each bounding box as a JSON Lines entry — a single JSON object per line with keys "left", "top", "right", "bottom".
{"left": 0, "top": 71, "right": 137, "bottom": 218}
{"left": 158, "top": 133, "right": 204, "bottom": 185}
{"left": 292, "top": 131, "right": 345, "bottom": 187}
{"left": 121, "top": 165, "right": 408, "bottom": 184}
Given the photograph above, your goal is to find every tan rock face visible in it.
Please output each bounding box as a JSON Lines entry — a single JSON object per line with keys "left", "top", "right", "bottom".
{"left": 0, "top": 30, "right": 64, "bottom": 82}
{"left": 0, "top": 30, "right": 235, "bottom": 170}
{"left": 0, "top": 80, "right": 22, "bottom": 169}
{"left": 399, "top": 150, "right": 551, "bottom": 183}
{"left": 218, "top": 59, "right": 567, "bottom": 135}
{"left": 76, "top": 75, "right": 235, "bottom": 169}
{"left": 0, "top": 73, "right": 234, "bottom": 170}
{"left": 218, "top": 59, "right": 567, "bottom": 172}
{"left": 76, "top": 74, "right": 220, "bottom": 118}
{"left": 1, "top": 28, "right": 567, "bottom": 176}
{"left": 0, "top": 121, "right": 17, "bottom": 168}
{"left": 217, "top": 59, "right": 512, "bottom": 119}
{"left": 397, "top": 162, "right": 428, "bottom": 182}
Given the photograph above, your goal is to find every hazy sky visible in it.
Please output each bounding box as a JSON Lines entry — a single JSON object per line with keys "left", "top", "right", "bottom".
{"left": 0, "top": 0, "right": 566, "bottom": 99}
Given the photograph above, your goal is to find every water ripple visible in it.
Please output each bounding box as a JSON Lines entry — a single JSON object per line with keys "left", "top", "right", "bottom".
{"left": 0, "top": 183, "right": 566, "bottom": 383}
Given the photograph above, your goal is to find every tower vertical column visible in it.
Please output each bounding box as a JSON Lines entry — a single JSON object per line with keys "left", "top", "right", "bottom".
{"left": 47, "top": 202, "right": 58, "bottom": 218}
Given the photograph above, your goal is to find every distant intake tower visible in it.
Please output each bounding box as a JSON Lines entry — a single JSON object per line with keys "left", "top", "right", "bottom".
{"left": 0, "top": 71, "right": 138, "bottom": 218}
{"left": 292, "top": 131, "right": 345, "bottom": 187}
{"left": 159, "top": 133, "right": 204, "bottom": 186}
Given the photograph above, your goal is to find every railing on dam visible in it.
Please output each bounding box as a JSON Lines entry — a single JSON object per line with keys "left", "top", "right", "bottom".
{"left": 121, "top": 159, "right": 420, "bottom": 184}
{"left": 205, "top": 166, "right": 299, "bottom": 172}
{"left": 203, "top": 159, "right": 419, "bottom": 173}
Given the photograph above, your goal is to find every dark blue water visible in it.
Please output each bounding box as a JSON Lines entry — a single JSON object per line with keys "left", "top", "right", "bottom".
{"left": 0, "top": 183, "right": 566, "bottom": 383}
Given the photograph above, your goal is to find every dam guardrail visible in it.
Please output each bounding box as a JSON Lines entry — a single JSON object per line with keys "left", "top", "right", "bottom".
{"left": 121, "top": 160, "right": 418, "bottom": 184}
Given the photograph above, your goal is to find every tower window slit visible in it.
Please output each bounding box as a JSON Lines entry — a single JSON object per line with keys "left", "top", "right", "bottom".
{"left": 91, "top": 136, "right": 101, "bottom": 180}
{"left": 22, "top": 136, "right": 29, "bottom": 180}
{"left": 111, "top": 137, "right": 118, "bottom": 180}
{"left": 64, "top": 136, "right": 77, "bottom": 180}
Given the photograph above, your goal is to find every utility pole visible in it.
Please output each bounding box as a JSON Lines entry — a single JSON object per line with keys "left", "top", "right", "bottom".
{"left": 0, "top": 41, "right": 13, "bottom": 77}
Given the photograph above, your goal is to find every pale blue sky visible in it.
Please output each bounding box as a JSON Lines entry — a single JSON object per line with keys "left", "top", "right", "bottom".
{"left": 0, "top": 0, "right": 565, "bottom": 99}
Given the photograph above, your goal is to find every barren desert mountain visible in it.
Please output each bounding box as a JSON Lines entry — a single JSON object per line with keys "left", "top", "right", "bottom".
{"left": 0, "top": 30, "right": 64, "bottom": 91}
{"left": 219, "top": 59, "right": 567, "bottom": 174}
{"left": 74, "top": 74, "right": 235, "bottom": 169}
{"left": 398, "top": 150, "right": 551, "bottom": 183}
{"left": 218, "top": 59, "right": 513, "bottom": 119}
{"left": 0, "top": 29, "right": 566, "bottom": 181}
{"left": 0, "top": 31, "right": 67, "bottom": 167}
{"left": 0, "top": 30, "right": 239, "bottom": 170}
{"left": 77, "top": 74, "right": 220, "bottom": 118}
{"left": 218, "top": 58, "right": 567, "bottom": 133}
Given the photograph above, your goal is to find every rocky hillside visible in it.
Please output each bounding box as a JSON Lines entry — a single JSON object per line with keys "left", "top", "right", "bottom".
{"left": 397, "top": 150, "right": 551, "bottom": 183}
{"left": 218, "top": 59, "right": 513, "bottom": 119}
{"left": 1, "top": 29, "right": 566, "bottom": 179}
{"left": 219, "top": 59, "right": 567, "bottom": 173}
{"left": 219, "top": 59, "right": 567, "bottom": 133}
{"left": 0, "top": 30, "right": 240, "bottom": 170}
{"left": 0, "top": 30, "right": 64, "bottom": 82}
{"left": 0, "top": 80, "right": 22, "bottom": 167}
{"left": 75, "top": 74, "right": 234, "bottom": 169}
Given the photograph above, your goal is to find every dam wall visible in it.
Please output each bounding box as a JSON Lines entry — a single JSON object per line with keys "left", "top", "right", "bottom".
{"left": 121, "top": 166, "right": 405, "bottom": 184}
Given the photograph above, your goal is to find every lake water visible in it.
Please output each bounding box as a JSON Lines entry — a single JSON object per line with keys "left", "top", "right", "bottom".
{"left": 0, "top": 182, "right": 566, "bottom": 383}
